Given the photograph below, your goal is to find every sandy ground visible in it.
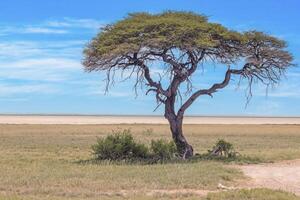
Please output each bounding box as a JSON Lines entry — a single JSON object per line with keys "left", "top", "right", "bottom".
{"left": 0, "top": 115, "right": 300, "bottom": 124}
{"left": 239, "top": 159, "right": 300, "bottom": 196}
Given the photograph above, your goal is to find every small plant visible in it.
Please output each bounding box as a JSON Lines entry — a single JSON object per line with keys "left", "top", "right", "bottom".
{"left": 208, "top": 139, "right": 239, "bottom": 158}
{"left": 151, "top": 139, "right": 177, "bottom": 160}
{"left": 92, "top": 129, "right": 149, "bottom": 161}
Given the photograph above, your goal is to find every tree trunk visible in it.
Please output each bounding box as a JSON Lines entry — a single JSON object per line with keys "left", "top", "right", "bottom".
{"left": 166, "top": 115, "right": 194, "bottom": 159}
{"left": 164, "top": 95, "right": 193, "bottom": 159}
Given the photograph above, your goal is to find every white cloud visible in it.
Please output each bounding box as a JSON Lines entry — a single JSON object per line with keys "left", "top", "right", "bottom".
{"left": 0, "top": 97, "right": 28, "bottom": 102}
{"left": 0, "top": 26, "right": 68, "bottom": 35}
{"left": 0, "top": 18, "right": 105, "bottom": 36}
{"left": 0, "top": 39, "right": 86, "bottom": 82}
{"left": 0, "top": 40, "right": 86, "bottom": 61}
{"left": 266, "top": 92, "right": 300, "bottom": 97}
{"left": 23, "top": 27, "right": 68, "bottom": 34}
{"left": 46, "top": 18, "right": 105, "bottom": 29}
{"left": 89, "top": 90, "right": 132, "bottom": 97}
{"left": 0, "top": 41, "right": 43, "bottom": 58}
{"left": 0, "top": 17, "right": 106, "bottom": 98}
{"left": 1, "top": 58, "right": 82, "bottom": 69}
{"left": 255, "top": 81, "right": 300, "bottom": 98}
{"left": 0, "top": 58, "right": 82, "bottom": 81}
{"left": 0, "top": 84, "right": 60, "bottom": 96}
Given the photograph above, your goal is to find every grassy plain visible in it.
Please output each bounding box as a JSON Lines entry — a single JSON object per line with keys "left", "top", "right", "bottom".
{"left": 0, "top": 124, "right": 299, "bottom": 199}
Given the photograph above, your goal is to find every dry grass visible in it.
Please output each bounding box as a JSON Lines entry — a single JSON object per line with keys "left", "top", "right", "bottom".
{"left": 204, "top": 188, "right": 300, "bottom": 200}
{"left": 0, "top": 124, "right": 299, "bottom": 199}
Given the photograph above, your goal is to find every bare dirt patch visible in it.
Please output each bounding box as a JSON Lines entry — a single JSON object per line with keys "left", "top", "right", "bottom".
{"left": 239, "top": 159, "right": 300, "bottom": 196}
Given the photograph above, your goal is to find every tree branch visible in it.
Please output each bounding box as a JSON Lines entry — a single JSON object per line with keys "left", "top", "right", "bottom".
{"left": 131, "top": 56, "right": 169, "bottom": 97}
{"left": 187, "top": 50, "right": 205, "bottom": 76}
{"left": 177, "top": 68, "right": 237, "bottom": 117}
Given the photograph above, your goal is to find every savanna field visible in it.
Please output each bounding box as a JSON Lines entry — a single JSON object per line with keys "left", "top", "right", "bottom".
{"left": 0, "top": 124, "right": 300, "bottom": 200}
{"left": 1, "top": 1, "right": 300, "bottom": 200}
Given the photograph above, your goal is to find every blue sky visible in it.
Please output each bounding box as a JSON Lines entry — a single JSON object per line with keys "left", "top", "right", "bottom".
{"left": 0, "top": 0, "right": 299, "bottom": 116}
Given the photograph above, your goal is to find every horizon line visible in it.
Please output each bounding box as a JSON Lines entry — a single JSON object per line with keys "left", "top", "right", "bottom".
{"left": 0, "top": 113, "right": 300, "bottom": 118}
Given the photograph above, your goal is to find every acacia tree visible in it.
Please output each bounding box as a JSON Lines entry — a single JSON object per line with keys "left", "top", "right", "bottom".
{"left": 83, "top": 12, "right": 293, "bottom": 159}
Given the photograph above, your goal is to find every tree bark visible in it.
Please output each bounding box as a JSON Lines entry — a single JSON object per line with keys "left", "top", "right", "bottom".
{"left": 168, "top": 116, "right": 193, "bottom": 159}
{"left": 164, "top": 97, "right": 193, "bottom": 159}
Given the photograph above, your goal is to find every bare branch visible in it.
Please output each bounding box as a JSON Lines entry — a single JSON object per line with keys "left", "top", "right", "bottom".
{"left": 177, "top": 68, "right": 240, "bottom": 117}
{"left": 134, "top": 58, "right": 169, "bottom": 97}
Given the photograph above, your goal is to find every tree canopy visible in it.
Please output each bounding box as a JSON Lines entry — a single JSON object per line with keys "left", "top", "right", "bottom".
{"left": 83, "top": 11, "right": 293, "bottom": 101}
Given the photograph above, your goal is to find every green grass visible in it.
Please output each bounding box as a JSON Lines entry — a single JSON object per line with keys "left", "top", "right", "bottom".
{"left": 204, "top": 189, "right": 300, "bottom": 200}
{"left": 0, "top": 124, "right": 299, "bottom": 199}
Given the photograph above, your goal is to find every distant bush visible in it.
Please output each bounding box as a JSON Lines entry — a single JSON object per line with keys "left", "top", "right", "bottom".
{"left": 209, "top": 139, "right": 239, "bottom": 158}
{"left": 188, "top": 139, "right": 243, "bottom": 163}
{"left": 151, "top": 139, "right": 177, "bottom": 160}
{"left": 206, "top": 139, "right": 239, "bottom": 159}
{"left": 92, "top": 129, "right": 149, "bottom": 161}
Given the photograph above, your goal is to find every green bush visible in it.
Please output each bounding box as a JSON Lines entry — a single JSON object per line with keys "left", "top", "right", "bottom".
{"left": 208, "top": 139, "right": 239, "bottom": 158}
{"left": 92, "top": 130, "right": 178, "bottom": 162}
{"left": 91, "top": 132, "right": 255, "bottom": 164}
{"left": 151, "top": 139, "right": 177, "bottom": 160}
{"left": 92, "top": 129, "right": 149, "bottom": 161}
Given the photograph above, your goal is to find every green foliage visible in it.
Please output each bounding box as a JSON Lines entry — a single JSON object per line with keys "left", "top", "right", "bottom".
{"left": 244, "top": 31, "right": 287, "bottom": 48}
{"left": 83, "top": 11, "right": 244, "bottom": 63}
{"left": 151, "top": 139, "right": 177, "bottom": 160}
{"left": 92, "top": 129, "right": 149, "bottom": 161}
{"left": 92, "top": 129, "right": 177, "bottom": 162}
{"left": 83, "top": 11, "right": 292, "bottom": 68}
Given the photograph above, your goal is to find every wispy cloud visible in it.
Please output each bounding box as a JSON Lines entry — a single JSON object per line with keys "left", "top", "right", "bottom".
{"left": 0, "top": 29, "right": 88, "bottom": 84}
{"left": 0, "top": 18, "right": 105, "bottom": 36}
{"left": 0, "top": 41, "right": 44, "bottom": 58}
{"left": 46, "top": 18, "right": 106, "bottom": 29}
{"left": 89, "top": 90, "right": 132, "bottom": 97}
{"left": 256, "top": 81, "right": 300, "bottom": 98}
{"left": 0, "top": 26, "right": 68, "bottom": 35}
{"left": 23, "top": 27, "right": 68, "bottom": 34}
{"left": 0, "top": 97, "right": 28, "bottom": 102}
{"left": 266, "top": 91, "right": 300, "bottom": 98}
{"left": 0, "top": 58, "right": 82, "bottom": 81}
{"left": 0, "top": 83, "right": 60, "bottom": 96}
{"left": 0, "top": 40, "right": 86, "bottom": 59}
{"left": 0, "top": 18, "right": 95, "bottom": 98}
{"left": 0, "top": 58, "right": 82, "bottom": 69}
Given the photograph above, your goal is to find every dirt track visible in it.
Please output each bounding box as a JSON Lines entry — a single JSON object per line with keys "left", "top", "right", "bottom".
{"left": 239, "top": 159, "right": 300, "bottom": 195}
